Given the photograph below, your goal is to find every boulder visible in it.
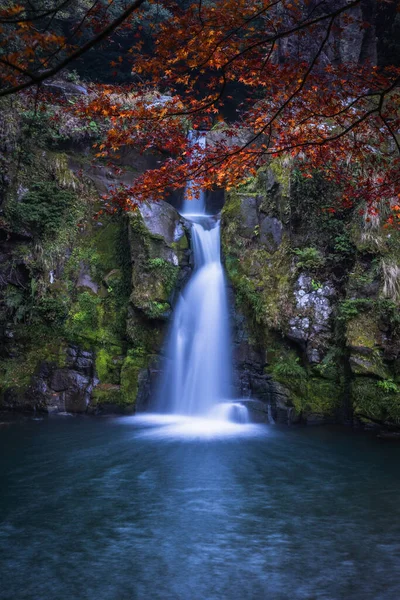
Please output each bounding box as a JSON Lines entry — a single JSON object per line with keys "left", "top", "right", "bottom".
{"left": 138, "top": 201, "right": 186, "bottom": 246}
{"left": 259, "top": 216, "right": 283, "bottom": 251}
{"left": 237, "top": 196, "right": 259, "bottom": 238}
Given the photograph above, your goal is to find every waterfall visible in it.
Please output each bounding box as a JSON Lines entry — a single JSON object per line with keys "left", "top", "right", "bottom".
{"left": 180, "top": 131, "right": 207, "bottom": 216}
{"left": 154, "top": 215, "right": 233, "bottom": 417}
{"left": 151, "top": 131, "right": 253, "bottom": 423}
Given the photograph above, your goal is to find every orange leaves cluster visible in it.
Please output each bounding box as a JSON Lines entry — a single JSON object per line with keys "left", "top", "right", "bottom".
{"left": 85, "top": 0, "right": 399, "bottom": 222}
{"left": 4, "top": 0, "right": 398, "bottom": 225}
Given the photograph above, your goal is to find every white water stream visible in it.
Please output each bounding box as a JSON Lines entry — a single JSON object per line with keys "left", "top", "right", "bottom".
{"left": 152, "top": 132, "right": 250, "bottom": 428}
{"left": 180, "top": 130, "right": 207, "bottom": 216}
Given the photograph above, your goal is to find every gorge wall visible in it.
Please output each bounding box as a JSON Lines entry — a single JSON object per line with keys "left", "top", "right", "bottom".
{"left": 222, "top": 163, "right": 400, "bottom": 428}
{"left": 0, "top": 93, "right": 191, "bottom": 414}
{"left": 1, "top": 89, "right": 400, "bottom": 430}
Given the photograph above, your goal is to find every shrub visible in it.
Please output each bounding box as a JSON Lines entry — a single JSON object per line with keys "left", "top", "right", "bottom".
{"left": 36, "top": 296, "right": 68, "bottom": 326}
{"left": 4, "top": 286, "right": 29, "bottom": 323}
{"left": 333, "top": 233, "right": 355, "bottom": 257}
{"left": 272, "top": 355, "right": 307, "bottom": 380}
{"left": 337, "top": 298, "right": 371, "bottom": 322}
{"left": 377, "top": 299, "right": 400, "bottom": 334}
{"left": 6, "top": 182, "right": 78, "bottom": 239}
{"left": 68, "top": 291, "right": 101, "bottom": 338}
{"left": 377, "top": 379, "right": 399, "bottom": 394}
{"left": 293, "top": 247, "right": 324, "bottom": 270}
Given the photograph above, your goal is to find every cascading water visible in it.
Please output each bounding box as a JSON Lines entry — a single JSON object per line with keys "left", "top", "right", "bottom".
{"left": 153, "top": 131, "right": 250, "bottom": 425}
{"left": 155, "top": 215, "right": 233, "bottom": 416}
{"left": 180, "top": 130, "right": 207, "bottom": 216}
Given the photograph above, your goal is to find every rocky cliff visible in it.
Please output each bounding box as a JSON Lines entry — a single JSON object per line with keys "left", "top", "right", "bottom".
{"left": 221, "top": 162, "right": 400, "bottom": 428}
{"left": 0, "top": 94, "right": 191, "bottom": 414}
{"left": 1, "top": 90, "right": 400, "bottom": 429}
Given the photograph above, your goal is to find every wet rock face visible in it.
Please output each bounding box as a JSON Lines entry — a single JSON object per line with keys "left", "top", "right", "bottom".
{"left": 230, "top": 295, "right": 299, "bottom": 425}
{"left": 3, "top": 346, "right": 96, "bottom": 414}
{"left": 259, "top": 217, "right": 283, "bottom": 251}
{"left": 128, "top": 200, "right": 191, "bottom": 322}
{"left": 229, "top": 289, "right": 265, "bottom": 398}
{"left": 125, "top": 200, "right": 192, "bottom": 409}
{"left": 138, "top": 201, "right": 186, "bottom": 246}
{"left": 237, "top": 196, "right": 259, "bottom": 237}
{"left": 232, "top": 195, "right": 284, "bottom": 253}
{"left": 0, "top": 196, "right": 190, "bottom": 415}
{"left": 288, "top": 275, "right": 336, "bottom": 363}
{"left": 42, "top": 80, "right": 88, "bottom": 99}
{"left": 276, "top": 0, "right": 377, "bottom": 66}
{"left": 222, "top": 161, "right": 400, "bottom": 429}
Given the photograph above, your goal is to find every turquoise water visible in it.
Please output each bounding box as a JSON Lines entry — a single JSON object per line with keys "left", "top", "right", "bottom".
{"left": 1, "top": 415, "right": 400, "bottom": 600}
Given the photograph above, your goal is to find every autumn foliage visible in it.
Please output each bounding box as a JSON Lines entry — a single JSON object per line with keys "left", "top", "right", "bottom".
{"left": 1, "top": 0, "right": 400, "bottom": 224}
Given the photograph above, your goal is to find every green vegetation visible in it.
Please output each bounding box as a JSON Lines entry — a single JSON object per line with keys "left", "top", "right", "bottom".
{"left": 353, "top": 378, "right": 400, "bottom": 424}
{"left": 1, "top": 92, "right": 400, "bottom": 427}
{"left": 6, "top": 181, "right": 80, "bottom": 240}
{"left": 272, "top": 353, "right": 307, "bottom": 382}
{"left": 337, "top": 298, "right": 372, "bottom": 323}
{"left": 222, "top": 167, "right": 400, "bottom": 428}
{"left": 377, "top": 379, "right": 400, "bottom": 394}
{"left": 293, "top": 247, "right": 324, "bottom": 270}
{"left": 333, "top": 233, "right": 356, "bottom": 258}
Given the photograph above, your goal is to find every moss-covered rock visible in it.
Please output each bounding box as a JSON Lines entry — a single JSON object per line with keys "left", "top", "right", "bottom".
{"left": 125, "top": 200, "right": 190, "bottom": 374}
{"left": 222, "top": 191, "right": 294, "bottom": 336}
{"left": 120, "top": 351, "right": 149, "bottom": 406}
{"left": 0, "top": 96, "right": 189, "bottom": 415}
{"left": 352, "top": 377, "right": 400, "bottom": 425}
{"left": 222, "top": 165, "right": 400, "bottom": 428}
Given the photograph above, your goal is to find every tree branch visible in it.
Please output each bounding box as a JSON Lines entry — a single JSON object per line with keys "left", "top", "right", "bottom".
{"left": 0, "top": 0, "right": 148, "bottom": 98}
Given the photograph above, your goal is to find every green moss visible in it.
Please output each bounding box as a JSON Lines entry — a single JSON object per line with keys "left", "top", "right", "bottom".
{"left": 271, "top": 352, "right": 307, "bottom": 381}
{"left": 93, "top": 222, "right": 120, "bottom": 274}
{"left": 0, "top": 104, "right": 137, "bottom": 411}
{"left": 91, "top": 384, "right": 123, "bottom": 406}
{"left": 346, "top": 311, "right": 378, "bottom": 349}
{"left": 352, "top": 378, "right": 400, "bottom": 424}
{"left": 92, "top": 347, "right": 150, "bottom": 409}
{"left": 67, "top": 291, "right": 101, "bottom": 341}
{"left": 1, "top": 353, "right": 40, "bottom": 393}
{"left": 0, "top": 334, "right": 67, "bottom": 398}
{"left": 120, "top": 350, "right": 148, "bottom": 405}
{"left": 349, "top": 350, "right": 388, "bottom": 379}
{"left": 5, "top": 181, "right": 80, "bottom": 240}
{"left": 338, "top": 299, "right": 372, "bottom": 324}
{"left": 36, "top": 294, "right": 69, "bottom": 326}
{"left": 221, "top": 191, "right": 242, "bottom": 222}
{"left": 269, "top": 351, "right": 341, "bottom": 416}
{"left": 172, "top": 235, "right": 189, "bottom": 250}
{"left": 128, "top": 211, "right": 152, "bottom": 250}
{"left": 95, "top": 348, "right": 113, "bottom": 381}
{"left": 126, "top": 313, "right": 164, "bottom": 354}
{"left": 307, "top": 378, "right": 342, "bottom": 413}
{"left": 269, "top": 157, "right": 292, "bottom": 198}
{"left": 147, "top": 258, "right": 179, "bottom": 297}
{"left": 141, "top": 301, "right": 170, "bottom": 319}
{"left": 293, "top": 247, "right": 324, "bottom": 270}
{"left": 130, "top": 258, "right": 178, "bottom": 320}
{"left": 313, "top": 347, "right": 344, "bottom": 380}
{"left": 224, "top": 244, "right": 292, "bottom": 332}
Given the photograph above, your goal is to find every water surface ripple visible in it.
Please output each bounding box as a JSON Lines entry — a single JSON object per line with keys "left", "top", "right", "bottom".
{"left": 1, "top": 416, "right": 400, "bottom": 600}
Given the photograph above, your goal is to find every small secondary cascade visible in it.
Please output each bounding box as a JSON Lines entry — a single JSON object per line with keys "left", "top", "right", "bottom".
{"left": 154, "top": 131, "right": 248, "bottom": 421}
{"left": 180, "top": 130, "right": 207, "bottom": 216}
